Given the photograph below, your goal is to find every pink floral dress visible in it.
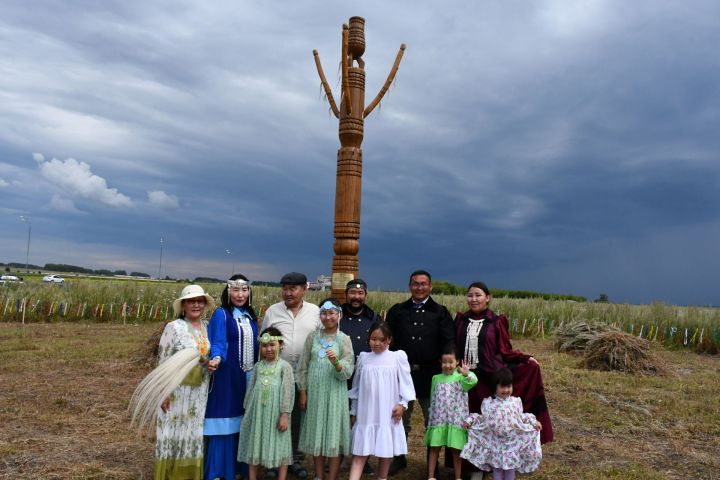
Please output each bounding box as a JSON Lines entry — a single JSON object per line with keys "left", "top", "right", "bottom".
{"left": 460, "top": 395, "right": 542, "bottom": 473}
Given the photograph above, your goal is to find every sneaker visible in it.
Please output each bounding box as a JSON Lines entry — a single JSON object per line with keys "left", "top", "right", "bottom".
{"left": 289, "top": 462, "right": 308, "bottom": 479}
{"left": 387, "top": 455, "right": 406, "bottom": 476}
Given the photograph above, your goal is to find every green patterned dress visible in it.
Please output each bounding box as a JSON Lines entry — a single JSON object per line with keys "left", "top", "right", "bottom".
{"left": 237, "top": 358, "right": 295, "bottom": 468}
{"left": 296, "top": 329, "right": 354, "bottom": 457}
{"left": 155, "top": 319, "right": 210, "bottom": 480}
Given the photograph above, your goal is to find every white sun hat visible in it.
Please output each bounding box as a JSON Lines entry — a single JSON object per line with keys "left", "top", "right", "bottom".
{"left": 172, "top": 284, "right": 215, "bottom": 317}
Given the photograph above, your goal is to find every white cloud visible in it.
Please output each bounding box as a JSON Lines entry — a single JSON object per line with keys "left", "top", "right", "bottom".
{"left": 36, "top": 155, "right": 133, "bottom": 207}
{"left": 32, "top": 153, "right": 45, "bottom": 163}
{"left": 147, "top": 190, "right": 180, "bottom": 209}
{"left": 49, "top": 194, "right": 84, "bottom": 214}
{"left": 0, "top": 178, "right": 8, "bottom": 187}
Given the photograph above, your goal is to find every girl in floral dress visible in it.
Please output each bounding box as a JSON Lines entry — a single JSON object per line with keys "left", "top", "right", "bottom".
{"left": 297, "top": 298, "right": 354, "bottom": 480}
{"left": 425, "top": 345, "right": 478, "bottom": 480}
{"left": 237, "top": 327, "right": 295, "bottom": 480}
{"left": 461, "top": 368, "right": 542, "bottom": 480}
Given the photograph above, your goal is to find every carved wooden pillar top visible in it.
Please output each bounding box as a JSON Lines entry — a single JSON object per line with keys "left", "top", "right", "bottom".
{"left": 313, "top": 17, "right": 405, "bottom": 300}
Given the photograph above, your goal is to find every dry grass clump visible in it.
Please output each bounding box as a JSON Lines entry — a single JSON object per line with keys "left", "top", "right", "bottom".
{"left": 582, "top": 331, "right": 667, "bottom": 375}
{"left": 554, "top": 320, "right": 619, "bottom": 353}
{"left": 137, "top": 321, "right": 167, "bottom": 367}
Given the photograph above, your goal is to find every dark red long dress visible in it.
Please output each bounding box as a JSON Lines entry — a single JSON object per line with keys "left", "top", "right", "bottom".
{"left": 455, "top": 309, "right": 554, "bottom": 445}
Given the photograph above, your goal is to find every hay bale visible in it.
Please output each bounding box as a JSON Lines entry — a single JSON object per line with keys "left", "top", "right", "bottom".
{"left": 582, "top": 331, "right": 666, "bottom": 375}
{"left": 136, "top": 322, "right": 168, "bottom": 368}
{"left": 554, "top": 320, "right": 619, "bottom": 353}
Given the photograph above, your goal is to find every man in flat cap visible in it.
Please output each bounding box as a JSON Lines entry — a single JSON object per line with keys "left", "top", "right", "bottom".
{"left": 262, "top": 272, "right": 320, "bottom": 479}
{"left": 385, "top": 269, "right": 454, "bottom": 475}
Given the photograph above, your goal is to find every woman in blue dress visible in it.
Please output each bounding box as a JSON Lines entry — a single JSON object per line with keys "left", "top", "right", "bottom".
{"left": 204, "top": 274, "right": 259, "bottom": 480}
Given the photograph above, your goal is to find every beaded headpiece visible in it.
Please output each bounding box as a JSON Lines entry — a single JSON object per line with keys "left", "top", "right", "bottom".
{"left": 259, "top": 332, "right": 284, "bottom": 344}
{"left": 319, "top": 300, "right": 342, "bottom": 313}
{"left": 227, "top": 279, "right": 250, "bottom": 289}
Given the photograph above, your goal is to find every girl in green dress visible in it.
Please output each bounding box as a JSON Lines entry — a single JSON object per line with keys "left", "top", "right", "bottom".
{"left": 297, "top": 298, "right": 355, "bottom": 480}
{"left": 238, "top": 327, "right": 295, "bottom": 480}
{"left": 425, "top": 345, "right": 478, "bottom": 480}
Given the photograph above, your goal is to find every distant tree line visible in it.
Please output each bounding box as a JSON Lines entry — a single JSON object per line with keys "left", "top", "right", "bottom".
{"left": 432, "top": 280, "right": 587, "bottom": 302}
{"left": 192, "top": 277, "right": 224, "bottom": 283}
{"left": 1, "top": 262, "right": 43, "bottom": 270}
{"left": 0, "top": 261, "right": 154, "bottom": 278}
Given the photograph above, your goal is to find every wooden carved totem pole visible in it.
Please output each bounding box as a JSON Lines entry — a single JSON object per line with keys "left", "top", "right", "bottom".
{"left": 313, "top": 16, "right": 405, "bottom": 300}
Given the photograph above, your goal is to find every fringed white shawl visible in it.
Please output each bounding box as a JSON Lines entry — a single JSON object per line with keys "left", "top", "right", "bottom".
{"left": 129, "top": 348, "right": 200, "bottom": 432}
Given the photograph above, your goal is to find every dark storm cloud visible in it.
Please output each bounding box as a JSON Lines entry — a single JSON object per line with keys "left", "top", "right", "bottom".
{"left": 1, "top": 1, "right": 719, "bottom": 304}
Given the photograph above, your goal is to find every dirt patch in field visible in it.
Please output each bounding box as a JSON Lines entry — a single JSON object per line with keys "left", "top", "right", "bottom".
{"left": 1, "top": 324, "right": 718, "bottom": 479}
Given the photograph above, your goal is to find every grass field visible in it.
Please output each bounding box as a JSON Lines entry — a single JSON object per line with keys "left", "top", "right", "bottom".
{"left": 1, "top": 322, "right": 718, "bottom": 479}
{"left": 2, "top": 280, "right": 718, "bottom": 353}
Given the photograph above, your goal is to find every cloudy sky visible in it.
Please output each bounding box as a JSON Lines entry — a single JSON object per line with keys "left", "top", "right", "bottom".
{"left": 1, "top": 1, "right": 719, "bottom": 305}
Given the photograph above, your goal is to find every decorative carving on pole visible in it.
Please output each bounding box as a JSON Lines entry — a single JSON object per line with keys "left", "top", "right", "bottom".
{"left": 313, "top": 16, "right": 406, "bottom": 300}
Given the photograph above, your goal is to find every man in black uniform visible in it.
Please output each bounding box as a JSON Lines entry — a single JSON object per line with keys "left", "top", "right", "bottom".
{"left": 385, "top": 269, "right": 455, "bottom": 475}
{"left": 341, "top": 278, "right": 381, "bottom": 365}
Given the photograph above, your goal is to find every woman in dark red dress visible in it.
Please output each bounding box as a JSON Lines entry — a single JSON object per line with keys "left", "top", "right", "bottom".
{"left": 455, "top": 281, "right": 553, "bottom": 445}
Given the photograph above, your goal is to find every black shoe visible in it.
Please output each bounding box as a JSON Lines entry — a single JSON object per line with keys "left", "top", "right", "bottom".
{"left": 264, "top": 468, "right": 278, "bottom": 480}
{"left": 387, "top": 455, "right": 407, "bottom": 476}
{"left": 289, "top": 462, "right": 308, "bottom": 479}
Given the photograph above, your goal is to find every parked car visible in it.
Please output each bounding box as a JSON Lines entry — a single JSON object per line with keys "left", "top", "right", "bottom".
{"left": 43, "top": 274, "right": 65, "bottom": 284}
{"left": 0, "top": 275, "right": 22, "bottom": 284}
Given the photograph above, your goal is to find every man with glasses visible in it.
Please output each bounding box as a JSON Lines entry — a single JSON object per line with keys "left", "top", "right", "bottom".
{"left": 384, "top": 270, "right": 454, "bottom": 475}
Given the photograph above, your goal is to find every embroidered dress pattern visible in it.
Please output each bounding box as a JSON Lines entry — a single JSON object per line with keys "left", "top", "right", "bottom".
{"left": 235, "top": 308, "right": 255, "bottom": 372}
{"left": 237, "top": 358, "right": 295, "bottom": 468}
{"left": 154, "top": 319, "right": 210, "bottom": 480}
{"left": 296, "top": 330, "right": 354, "bottom": 457}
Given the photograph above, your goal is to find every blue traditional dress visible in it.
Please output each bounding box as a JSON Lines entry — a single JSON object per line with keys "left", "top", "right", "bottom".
{"left": 204, "top": 306, "right": 258, "bottom": 480}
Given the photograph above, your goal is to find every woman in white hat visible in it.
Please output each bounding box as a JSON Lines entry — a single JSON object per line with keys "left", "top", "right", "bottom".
{"left": 154, "top": 284, "right": 215, "bottom": 480}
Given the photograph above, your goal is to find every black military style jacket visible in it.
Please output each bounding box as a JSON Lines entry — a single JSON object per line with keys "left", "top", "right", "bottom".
{"left": 385, "top": 296, "right": 454, "bottom": 398}
{"left": 341, "top": 303, "right": 381, "bottom": 359}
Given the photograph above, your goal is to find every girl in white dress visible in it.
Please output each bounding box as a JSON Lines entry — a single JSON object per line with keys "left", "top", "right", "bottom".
{"left": 348, "top": 321, "right": 416, "bottom": 480}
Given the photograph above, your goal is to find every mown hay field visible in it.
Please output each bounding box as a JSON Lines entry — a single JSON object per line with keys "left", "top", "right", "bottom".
{"left": 1, "top": 322, "right": 718, "bottom": 479}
